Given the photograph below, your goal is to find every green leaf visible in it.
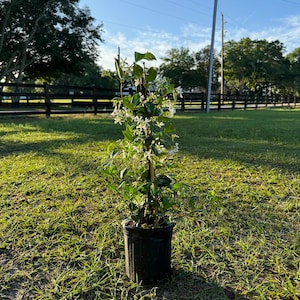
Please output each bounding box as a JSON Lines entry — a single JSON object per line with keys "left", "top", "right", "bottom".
{"left": 120, "top": 167, "right": 127, "bottom": 179}
{"left": 155, "top": 175, "right": 172, "bottom": 187}
{"left": 110, "top": 147, "right": 119, "bottom": 159}
{"left": 141, "top": 169, "right": 150, "bottom": 180}
{"left": 132, "top": 93, "right": 140, "bottom": 107}
{"left": 145, "top": 102, "right": 155, "bottom": 114}
{"left": 134, "top": 52, "right": 145, "bottom": 62}
{"left": 146, "top": 67, "right": 157, "bottom": 82}
{"left": 151, "top": 144, "right": 159, "bottom": 156}
{"left": 115, "top": 58, "right": 123, "bottom": 81}
{"left": 129, "top": 202, "right": 138, "bottom": 213}
{"left": 172, "top": 182, "right": 186, "bottom": 190}
{"left": 162, "top": 197, "right": 175, "bottom": 210}
{"left": 122, "top": 95, "right": 134, "bottom": 110}
{"left": 133, "top": 63, "right": 143, "bottom": 78}
{"left": 108, "top": 183, "right": 118, "bottom": 192}
{"left": 137, "top": 106, "right": 146, "bottom": 115}
{"left": 122, "top": 125, "right": 133, "bottom": 142}
{"left": 134, "top": 51, "right": 156, "bottom": 62}
{"left": 164, "top": 123, "right": 174, "bottom": 134}
{"left": 102, "top": 165, "right": 118, "bottom": 176}
{"left": 144, "top": 52, "right": 156, "bottom": 61}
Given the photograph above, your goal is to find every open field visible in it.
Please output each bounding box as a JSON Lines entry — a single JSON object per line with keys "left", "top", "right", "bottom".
{"left": 0, "top": 109, "right": 299, "bottom": 299}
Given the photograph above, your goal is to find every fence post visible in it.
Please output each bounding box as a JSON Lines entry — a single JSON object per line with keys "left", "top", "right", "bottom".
{"left": 244, "top": 94, "right": 248, "bottom": 110}
{"left": 44, "top": 82, "right": 51, "bottom": 118}
{"left": 286, "top": 95, "right": 290, "bottom": 108}
{"left": 93, "top": 86, "right": 98, "bottom": 115}
{"left": 232, "top": 95, "right": 236, "bottom": 110}
{"left": 0, "top": 85, "right": 2, "bottom": 105}
{"left": 263, "top": 95, "right": 267, "bottom": 108}
{"left": 217, "top": 93, "right": 221, "bottom": 111}
{"left": 271, "top": 94, "right": 275, "bottom": 108}
{"left": 201, "top": 93, "right": 205, "bottom": 111}
{"left": 252, "top": 93, "right": 258, "bottom": 109}
{"left": 280, "top": 95, "right": 284, "bottom": 107}
{"left": 181, "top": 95, "right": 185, "bottom": 112}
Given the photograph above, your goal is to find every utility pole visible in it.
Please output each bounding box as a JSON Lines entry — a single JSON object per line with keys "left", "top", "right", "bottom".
{"left": 117, "top": 47, "right": 121, "bottom": 92}
{"left": 220, "top": 13, "right": 225, "bottom": 99}
{"left": 117, "top": 46, "right": 120, "bottom": 66}
{"left": 206, "top": 0, "right": 218, "bottom": 113}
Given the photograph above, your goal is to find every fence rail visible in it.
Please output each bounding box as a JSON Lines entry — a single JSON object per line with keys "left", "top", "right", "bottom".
{"left": 0, "top": 82, "right": 116, "bottom": 117}
{"left": 1, "top": 83, "right": 300, "bottom": 117}
{"left": 179, "top": 92, "right": 300, "bottom": 111}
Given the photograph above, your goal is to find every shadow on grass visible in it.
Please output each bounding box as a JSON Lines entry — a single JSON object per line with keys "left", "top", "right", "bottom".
{"left": 136, "top": 269, "right": 249, "bottom": 300}
{"left": 0, "top": 115, "right": 122, "bottom": 157}
{"left": 1, "top": 111, "right": 299, "bottom": 174}
{"left": 175, "top": 110, "right": 300, "bottom": 173}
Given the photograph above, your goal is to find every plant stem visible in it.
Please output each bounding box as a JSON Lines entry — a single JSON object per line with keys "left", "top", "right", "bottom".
{"left": 148, "top": 159, "right": 155, "bottom": 204}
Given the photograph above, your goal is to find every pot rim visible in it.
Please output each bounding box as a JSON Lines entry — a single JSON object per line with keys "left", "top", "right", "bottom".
{"left": 122, "top": 219, "right": 175, "bottom": 231}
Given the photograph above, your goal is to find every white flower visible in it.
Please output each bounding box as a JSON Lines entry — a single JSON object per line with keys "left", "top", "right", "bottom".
{"left": 168, "top": 143, "right": 179, "bottom": 155}
{"left": 156, "top": 121, "right": 165, "bottom": 128}
{"left": 169, "top": 107, "right": 176, "bottom": 118}
{"left": 176, "top": 86, "right": 183, "bottom": 98}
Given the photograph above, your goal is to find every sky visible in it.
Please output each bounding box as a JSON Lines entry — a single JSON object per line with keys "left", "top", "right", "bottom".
{"left": 79, "top": 0, "right": 300, "bottom": 70}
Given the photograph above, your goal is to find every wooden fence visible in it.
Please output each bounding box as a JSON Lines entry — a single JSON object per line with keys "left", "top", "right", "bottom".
{"left": 180, "top": 92, "right": 300, "bottom": 111}
{"left": 0, "top": 82, "right": 115, "bottom": 117}
{"left": 1, "top": 83, "right": 300, "bottom": 117}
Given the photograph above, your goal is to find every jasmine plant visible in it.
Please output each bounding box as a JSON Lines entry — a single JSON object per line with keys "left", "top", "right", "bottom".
{"left": 104, "top": 52, "right": 183, "bottom": 228}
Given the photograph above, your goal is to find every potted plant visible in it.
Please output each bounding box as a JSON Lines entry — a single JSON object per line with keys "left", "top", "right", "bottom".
{"left": 104, "top": 51, "right": 182, "bottom": 284}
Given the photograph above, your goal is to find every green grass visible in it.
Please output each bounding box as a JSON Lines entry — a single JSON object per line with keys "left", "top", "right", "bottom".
{"left": 0, "top": 110, "right": 299, "bottom": 299}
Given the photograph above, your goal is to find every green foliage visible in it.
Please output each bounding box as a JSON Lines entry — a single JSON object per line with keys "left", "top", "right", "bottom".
{"left": 286, "top": 47, "right": 300, "bottom": 95}
{"left": 52, "top": 63, "right": 118, "bottom": 89}
{"left": 160, "top": 46, "right": 220, "bottom": 91}
{"left": 0, "top": 0, "right": 103, "bottom": 83}
{"left": 160, "top": 47, "right": 196, "bottom": 90}
{"left": 195, "top": 45, "right": 220, "bottom": 91}
{"left": 104, "top": 52, "right": 183, "bottom": 228}
{"left": 224, "top": 38, "right": 290, "bottom": 94}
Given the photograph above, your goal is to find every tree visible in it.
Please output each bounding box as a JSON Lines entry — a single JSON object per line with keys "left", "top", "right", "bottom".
{"left": 160, "top": 47, "right": 197, "bottom": 90}
{"left": 224, "top": 38, "right": 289, "bottom": 94}
{"left": 195, "top": 45, "right": 220, "bottom": 92}
{"left": 286, "top": 47, "right": 300, "bottom": 95}
{"left": 160, "top": 46, "right": 220, "bottom": 92}
{"left": 0, "top": 0, "right": 103, "bottom": 83}
{"left": 53, "top": 63, "right": 118, "bottom": 89}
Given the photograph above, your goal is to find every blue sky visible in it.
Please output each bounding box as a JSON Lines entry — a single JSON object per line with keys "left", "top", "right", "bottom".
{"left": 79, "top": 0, "right": 300, "bottom": 70}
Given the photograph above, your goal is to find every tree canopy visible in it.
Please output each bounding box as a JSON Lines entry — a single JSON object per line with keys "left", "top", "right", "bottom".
{"left": 224, "top": 38, "right": 290, "bottom": 94}
{"left": 159, "top": 39, "right": 300, "bottom": 95}
{"left": 0, "top": 0, "right": 103, "bottom": 83}
{"left": 160, "top": 47, "right": 220, "bottom": 92}
{"left": 195, "top": 45, "right": 220, "bottom": 92}
{"left": 160, "top": 47, "right": 196, "bottom": 90}
{"left": 53, "top": 63, "right": 118, "bottom": 89}
{"left": 286, "top": 47, "right": 300, "bottom": 94}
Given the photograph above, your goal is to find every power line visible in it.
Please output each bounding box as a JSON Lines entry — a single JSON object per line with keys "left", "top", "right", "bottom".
{"left": 121, "top": 0, "right": 199, "bottom": 24}
{"left": 120, "top": 0, "right": 213, "bottom": 27}
{"left": 280, "top": 0, "right": 300, "bottom": 4}
{"left": 165, "top": 0, "right": 212, "bottom": 17}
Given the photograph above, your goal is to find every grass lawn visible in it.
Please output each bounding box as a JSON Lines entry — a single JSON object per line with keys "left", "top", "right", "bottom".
{"left": 0, "top": 109, "right": 299, "bottom": 299}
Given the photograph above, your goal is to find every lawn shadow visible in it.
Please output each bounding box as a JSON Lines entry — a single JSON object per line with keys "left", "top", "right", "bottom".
{"left": 0, "top": 115, "right": 121, "bottom": 157}
{"left": 137, "top": 269, "right": 249, "bottom": 300}
{"left": 175, "top": 110, "right": 300, "bottom": 173}
{"left": 2, "top": 112, "right": 299, "bottom": 174}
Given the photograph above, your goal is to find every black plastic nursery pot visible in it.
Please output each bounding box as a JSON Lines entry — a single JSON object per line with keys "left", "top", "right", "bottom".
{"left": 122, "top": 222, "right": 175, "bottom": 284}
